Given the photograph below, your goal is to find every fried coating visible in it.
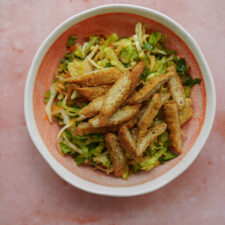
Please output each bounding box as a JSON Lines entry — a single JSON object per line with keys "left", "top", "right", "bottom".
{"left": 159, "top": 86, "right": 171, "bottom": 104}
{"left": 137, "top": 93, "right": 163, "bottom": 138}
{"left": 89, "top": 104, "right": 141, "bottom": 127}
{"left": 76, "top": 85, "right": 111, "bottom": 101}
{"left": 129, "top": 61, "right": 145, "bottom": 95}
{"left": 74, "top": 122, "right": 119, "bottom": 135}
{"left": 119, "top": 125, "right": 140, "bottom": 161}
{"left": 123, "top": 105, "right": 147, "bottom": 129}
{"left": 167, "top": 65, "right": 185, "bottom": 109}
{"left": 77, "top": 96, "right": 104, "bottom": 121}
{"left": 179, "top": 98, "right": 193, "bottom": 125}
{"left": 65, "top": 67, "right": 122, "bottom": 86}
{"left": 163, "top": 101, "right": 182, "bottom": 153}
{"left": 127, "top": 71, "right": 174, "bottom": 104}
{"left": 99, "top": 72, "right": 132, "bottom": 125}
{"left": 105, "top": 133, "right": 126, "bottom": 177}
{"left": 130, "top": 127, "right": 138, "bottom": 143}
{"left": 136, "top": 123, "right": 167, "bottom": 156}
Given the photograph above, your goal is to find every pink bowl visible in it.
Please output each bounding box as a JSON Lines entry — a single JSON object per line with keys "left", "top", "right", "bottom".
{"left": 24, "top": 4, "right": 216, "bottom": 196}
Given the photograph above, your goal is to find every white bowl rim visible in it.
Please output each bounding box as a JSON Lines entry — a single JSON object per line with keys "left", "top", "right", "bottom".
{"left": 24, "top": 4, "right": 216, "bottom": 197}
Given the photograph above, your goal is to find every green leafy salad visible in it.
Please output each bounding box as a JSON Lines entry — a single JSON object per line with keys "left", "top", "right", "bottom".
{"left": 44, "top": 22, "right": 200, "bottom": 179}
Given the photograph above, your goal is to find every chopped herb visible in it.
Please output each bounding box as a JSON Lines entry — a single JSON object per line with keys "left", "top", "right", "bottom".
{"left": 176, "top": 58, "right": 201, "bottom": 87}
{"left": 67, "top": 35, "right": 77, "bottom": 48}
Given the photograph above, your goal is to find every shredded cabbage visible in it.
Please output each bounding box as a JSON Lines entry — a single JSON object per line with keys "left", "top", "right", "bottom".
{"left": 61, "top": 133, "right": 82, "bottom": 154}
{"left": 68, "top": 60, "right": 85, "bottom": 76}
{"left": 44, "top": 23, "right": 200, "bottom": 178}
{"left": 104, "top": 47, "right": 126, "bottom": 72}
{"left": 93, "top": 152, "right": 112, "bottom": 168}
{"left": 45, "top": 83, "right": 58, "bottom": 123}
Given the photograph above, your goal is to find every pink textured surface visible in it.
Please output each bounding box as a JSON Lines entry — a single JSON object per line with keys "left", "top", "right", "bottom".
{"left": 0, "top": 0, "right": 224, "bottom": 224}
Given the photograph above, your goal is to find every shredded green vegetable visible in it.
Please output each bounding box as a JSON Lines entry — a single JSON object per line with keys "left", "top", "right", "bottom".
{"left": 43, "top": 22, "right": 201, "bottom": 179}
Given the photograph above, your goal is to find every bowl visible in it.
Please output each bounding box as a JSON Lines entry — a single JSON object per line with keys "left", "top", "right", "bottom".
{"left": 24, "top": 4, "right": 216, "bottom": 196}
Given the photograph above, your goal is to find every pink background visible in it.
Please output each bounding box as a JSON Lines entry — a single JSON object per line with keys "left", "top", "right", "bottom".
{"left": 0, "top": 0, "right": 224, "bottom": 224}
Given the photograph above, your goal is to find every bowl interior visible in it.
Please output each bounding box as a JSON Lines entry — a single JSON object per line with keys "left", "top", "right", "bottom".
{"left": 33, "top": 12, "right": 206, "bottom": 187}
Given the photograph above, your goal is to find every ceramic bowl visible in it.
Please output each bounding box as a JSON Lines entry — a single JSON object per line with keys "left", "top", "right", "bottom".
{"left": 24, "top": 4, "right": 216, "bottom": 196}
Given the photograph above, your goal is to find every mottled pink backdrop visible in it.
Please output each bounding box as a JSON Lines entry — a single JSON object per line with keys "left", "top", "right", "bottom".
{"left": 0, "top": 1, "right": 225, "bottom": 225}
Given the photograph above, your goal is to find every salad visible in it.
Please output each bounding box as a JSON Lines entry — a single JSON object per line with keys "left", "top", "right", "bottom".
{"left": 44, "top": 22, "right": 201, "bottom": 179}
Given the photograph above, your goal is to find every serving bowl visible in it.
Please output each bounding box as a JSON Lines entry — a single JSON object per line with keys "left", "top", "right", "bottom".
{"left": 24, "top": 4, "right": 216, "bottom": 196}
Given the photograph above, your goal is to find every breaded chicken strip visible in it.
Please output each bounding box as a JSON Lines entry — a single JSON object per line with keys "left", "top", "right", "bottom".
{"left": 105, "top": 133, "right": 126, "bottom": 177}
{"left": 129, "top": 61, "right": 145, "bottom": 95}
{"left": 76, "top": 84, "right": 111, "bottom": 101}
{"left": 99, "top": 72, "right": 132, "bottom": 125}
{"left": 74, "top": 122, "right": 119, "bottom": 136}
{"left": 65, "top": 67, "right": 122, "bottom": 86}
{"left": 137, "top": 93, "right": 163, "bottom": 138}
{"left": 77, "top": 96, "right": 104, "bottom": 121}
{"left": 119, "top": 125, "right": 140, "bottom": 161}
{"left": 89, "top": 104, "right": 141, "bottom": 127}
{"left": 123, "top": 105, "right": 147, "bottom": 129}
{"left": 160, "top": 92, "right": 171, "bottom": 104}
{"left": 136, "top": 123, "right": 167, "bottom": 156}
{"left": 167, "top": 65, "right": 185, "bottom": 109}
{"left": 127, "top": 71, "right": 174, "bottom": 104}
{"left": 159, "top": 86, "right": 171, "bottom": 104}
{"left": 179, "top": 98, "right": 193, "bottom": 125}
{"left": 163, "top": 101, "right": 182, "bottom": 153}
{"left": 130, "top": 127, "right": 138, "bottom": 142}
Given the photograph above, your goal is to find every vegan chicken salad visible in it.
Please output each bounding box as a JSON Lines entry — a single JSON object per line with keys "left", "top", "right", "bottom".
{"left": 44, "top": 22, "right": 201, "bottom": 178}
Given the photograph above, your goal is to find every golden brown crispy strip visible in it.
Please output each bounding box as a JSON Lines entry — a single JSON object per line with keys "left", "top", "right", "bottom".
{"left": 76, "top": 85, "right": 111, "bottom": 101}
{"left": 118, "top": 125, "right": 140, "bottom": 160}
{"left": 123, "top": 104, "right": 147, "bottom": 129}
{"left": 137, "top": 93, "right": 163, "bottom": 138}
{"left": 89, "top": 104, "right": 141, "bottom": 127}
{"left": 77, "top": 96, "right": 104, "bottom": 121}
{"left": 105, "top": 133, "right": 126, "bottom": 177}
{"left": 131, "top": 127, "right": 138, "bottom": 142}
{"left": 167, "top": 65, "right": 185, "bottom": 109}
{"left": 127, "top": 71, "right": 174, "bottom": 104}
{"left": 99, "top": 72, "right": 132, "bottom": 125}
{"left": 149, "top": 55, "right": 156, "bottom": 72}
{"left": 163, "top": 101, "right": 182, "bottom": 153}
{"left": 179, "top": 98, "right": 193, "bottom": 125}
{"left": 136, "top": 123, "right": 167, "bottom": 156}
{"left": 159, "top": 86, "right": 171, "bottom": 104}
{"left": 74, "top": 122, "right": 119, "bottom": 136}
{"left": 160, "top": 92, "right": 171, "bottom": 104}
{"left": 65, "top": 67, "right": 122, "bottom": 86}
{"left": 129, "top": 61, "right": 145, "bottom": 95}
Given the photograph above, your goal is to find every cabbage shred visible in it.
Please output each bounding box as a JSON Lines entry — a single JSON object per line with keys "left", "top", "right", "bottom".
{"left": 43, "top": 22, "right": 200, "bottom": 178}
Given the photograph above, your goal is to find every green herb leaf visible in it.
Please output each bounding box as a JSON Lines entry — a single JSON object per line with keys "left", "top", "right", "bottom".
{"left": 176, "top": 58, "right": 201, "bottom": 87}
{"left": 67, "top": 35, "right": 77, "bottom": 48}
{"left": 184, "top": 77, "right": 201, "bottom": 87}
